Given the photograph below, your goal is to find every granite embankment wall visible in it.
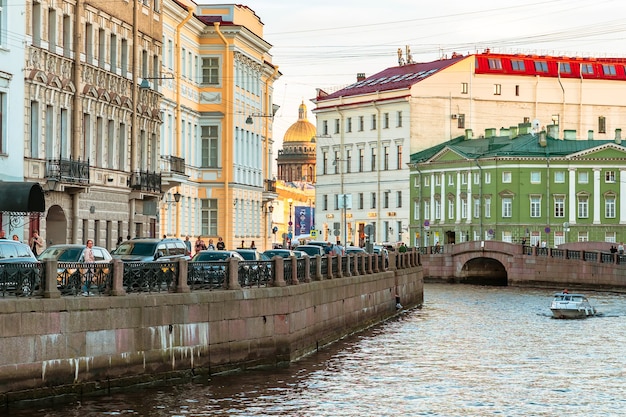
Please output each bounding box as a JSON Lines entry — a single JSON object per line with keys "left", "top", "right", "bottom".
{"left": 0, "top": 258, "right": 422, "bottom": 404}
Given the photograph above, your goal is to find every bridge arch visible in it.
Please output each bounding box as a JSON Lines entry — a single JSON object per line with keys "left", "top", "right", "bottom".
{"left": 460, "top": 257, "right": 508, "bottom": 286}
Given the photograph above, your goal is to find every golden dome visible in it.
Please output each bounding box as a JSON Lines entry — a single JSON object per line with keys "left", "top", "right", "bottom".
{"left": 283, "top": 102, "right": 316, "bottom": 143}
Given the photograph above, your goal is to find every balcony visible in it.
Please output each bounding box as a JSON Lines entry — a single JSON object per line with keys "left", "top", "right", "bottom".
{"left": 128, "top": 170, "right": 161, "bottom": 193}
{"left": 46, "top": 157, "right": 90, "bottom": 191}
{"left": 160, "top": 155, "right": 188, "bottom": 190}
{"left": 263, "top": 179, "right": 278, "bottom": 203}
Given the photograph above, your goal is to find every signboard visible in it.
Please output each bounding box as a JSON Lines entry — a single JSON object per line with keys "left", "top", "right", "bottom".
{"left": 338, "top": 194, "right": 353, "bottom": 209}
{"left": 294, "top": 205, "right": 314, "bottom": 236}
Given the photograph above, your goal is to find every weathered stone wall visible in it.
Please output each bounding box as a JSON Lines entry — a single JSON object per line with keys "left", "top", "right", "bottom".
{"left": 0, "top": 265, "right": 422, "bottom": 404}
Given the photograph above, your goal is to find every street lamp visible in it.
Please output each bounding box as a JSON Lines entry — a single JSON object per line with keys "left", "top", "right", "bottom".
{"left": 245, "top": 114, "right": 274, "bottom": 124}
{"left": 288, "top": 198, "right": 293, "bottom": 247}
{"left": 139, "top": 74, "right": 174, "bottom": 89}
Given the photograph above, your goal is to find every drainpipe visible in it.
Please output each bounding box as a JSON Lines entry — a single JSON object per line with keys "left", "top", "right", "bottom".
{"left": 71, "top": 0, "right": 84, "bottom": 244}
{"left": 373, "top": 100, "right": 381, "bottom": 242}
{"left": 173, "top": 6, "right": 194, "bottom": 238}
{"left": 214, "top": 22, "right": 232, "bottom": 248}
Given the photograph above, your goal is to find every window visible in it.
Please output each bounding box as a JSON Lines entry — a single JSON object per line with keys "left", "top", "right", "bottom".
{"left": 457, "top": 114, "right": 465, "bottom": 129}
{"left": 424, "top": 200, "right": 430, "bottom": 220}
{"left": 603, "top": 64, "right": 617, "bottom": 76}
{"left": 581, "top": 64, "right": 594, "bottom": 75}
{"left": 485, "top": 172, "right": 491, "bottom": 184}
{"left": 494, "top": 84, "right": 501, "bottom": 95}
{"left": 322, "top": 120, "right": 328, "bottom": 136}
{"left": 599, "top": 116, "right": 606, "bottom": 134}
{"left": 577, "top": 195, "right": 589, "bottom": 218}
{"left": 461, "top": 172, "right": 467, "bottom": 185}
{"left": 554, "top": 196, "right": 565, "bottom": 218}
{"left": 383, "top": 112, "right": 389, "bottom": 129}
{"left": 371, "top": 114, "right": 376, "bottom": 130}
{"left": 424, "top": 176, "right": 430, "bottom": 187}
{"left": 333, "top": 195, "right": 339, "bottom": 210}
{"left": 461, "top": 82, "right": 468, "bottom": 94}
{"left": 370, "top": 148, "right": 376, "bottom": 171}
{"left": 346, "top": 117, "right": 352, "bottom": 133}
{"left": 110, "top": 34, "right": 117, "bottom": 71}
{"left": 473, "top": 198, "right": 480, "bottom": 218}
{"left": 358, "top": 193, "right": 364, "bottom": 210}
{"left": 62, "top": 14, "right": 71, "bottom": 57}
{"left": 370, "top": 192, "right": 376, "bottom": 209}
{"left": 578, "top": 231, "right": 588, "bottom": 242}
{"left": 334, "top": 119, "right": 340, "bottom": 134}
{"left": 413, "top": 200, "right": 420, "bottom": 220}
{"left": 346, "top": 150, "right": 351, "bottom": 172}
{"left": 334, "top": 151, "right": 340, "bottom": 174}
{"left": 511, "top": 60, "right": 525, "bottom": 71}
{"left": 383, "top": 146, "right": 389, "bottom": 170}
{"left": 605, "top": 170, "right": 615, "bottom": 183}
{"left": 434, "top": 200, "right": 441, "bottom": 220}
{"left": 358, "top": 116, "right": 364, "bottom": 131}
{"left": 322, "top": 195, "right": 328, "bottom": 210}
{"left": 488, "top": 58, "right": 502, "bottom": 69}
{"left": 434, "top": 174, "right": 441, "bottom": 187}
{"left": 322, "top": 151, "right": 328, "bottom": 174}
{"left": 396, "top": 191, "right": 402, "bottom": 208}
{"left": 606, "top": 195, "right": 616, "bottom": 218}
{"left": 530, "top": 172, "right": 541, "bottom": 184}
{"left": 578, "top": 171, "right": 589, "bottom": 184}
{"left": 201, "top": 199, "right": 218, "bottom": 236}
{"left": 201, "top": 126, "right": 218, "bottom": 167}
{"left": 202, "top": 58, "right": 220, "bottom": 85}
{"left": 554, "top": 171, "right": 565, "bottom": 183}
{"left": 461, "top": 198, "right": 467, "bottom": 218}
{"left": 48, "top": 9, "right": 57, "bottom": 53}
{"left": 396, "top": 145, "right": 402, "bottom": 170}
{"left": 530, "top": 196, "right": 541, "bottom": 218}
{"left": 358, "top": 149, "right": 364, "bottom": 172}
{"left": 0, "top": 92, "right": 5, "bottom": 153}
{"left": 502, "top": 197, "right": 512, "bottom": 218}
{"left": 473, "top": 172, "right": 480, "bottom": 185}
{"left": 559, "top": 62, "right": 571, "bottom": 74}
{"left": 535, "top": 61, "right": 548, "bottom": 72}
{"left": 383, "top": 191, "right": 389, "bottom": 208}
{"left": 485, "top": 197, "right": 491, "bottom": 218}
{"left": 448, "top": 199, "right": 454, "bottom": 219}
{"left": 448, "top": 174, "right": 454, "bottom": 186}
{"left": 515, "top": 85, "right": 520, "bottom": 96}
{"left": 502, "top": 171, "right": 512, "bottom": 183}
{"left": 413, "top": 176, "right": 420, "bottom": 188}
{"left": 32, "top": 2, "right": 42, "bottom": 47}
{"left": 396, "top": 111, "right": 403, "bottom": 127}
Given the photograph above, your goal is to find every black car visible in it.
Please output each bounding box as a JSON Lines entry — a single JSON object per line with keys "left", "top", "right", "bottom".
{"left": 112, "top": 238, "right": 190, "bottom": 262}
{"left": 0, "top": 240, "right": 40, "bottom": 296}
{"left": 189, "top": 250, "right": 244, "bottom": 288}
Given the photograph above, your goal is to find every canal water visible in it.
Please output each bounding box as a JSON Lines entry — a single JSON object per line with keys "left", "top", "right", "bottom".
{"left": 9, "top": 284, "right": 626, "bottom": 416}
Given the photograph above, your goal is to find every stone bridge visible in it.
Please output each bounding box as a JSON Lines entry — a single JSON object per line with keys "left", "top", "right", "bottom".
{"left": 419, "top": 241, "right": 626, "bottom": 290}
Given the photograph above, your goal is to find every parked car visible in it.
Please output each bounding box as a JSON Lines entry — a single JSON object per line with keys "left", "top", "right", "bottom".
{"left": 0, "top": 240, "right": 40, "bottom": 296}
{"left": 235, "top": 249, "right": 271, "bottom": 261}
{"left": 112, "top": 238, "right": 190, "bottom": 262}
{"left": 345, "top": 246, "right": 366, "bottom": 255}
{"left": 292, "top": 250, "right": 309, "bottom": 258}
{"left": 295, "top": 244, "right": 325, "bottom": 257}
{"left": 38, "top": 244, "right": 112, "bottom": 294}
{"left": 189, "top": 250, "right": 244, "bottom": 287}
{"left": 263, "top": 249, "right": 297, "bottom": 259}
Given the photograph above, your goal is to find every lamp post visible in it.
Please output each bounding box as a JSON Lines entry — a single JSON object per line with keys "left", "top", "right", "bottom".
{"left": 245, "top": 114, "right": 274, "bottom": 124}
{"left": 287, "top": 198, "right": 293, "bottom": 248}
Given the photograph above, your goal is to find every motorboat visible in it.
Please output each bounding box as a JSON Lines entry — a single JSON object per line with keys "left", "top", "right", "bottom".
{"left": 550, "top": 291, "right": 596, "bottom": 319}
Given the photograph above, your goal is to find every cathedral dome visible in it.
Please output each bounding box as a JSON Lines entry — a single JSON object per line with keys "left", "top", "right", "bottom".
{"left": 283, "top": 102, "right": 316, "bottom": 143}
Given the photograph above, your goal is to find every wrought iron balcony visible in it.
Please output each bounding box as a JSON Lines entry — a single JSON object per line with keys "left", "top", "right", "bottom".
{"left": 161, "top": 155, "right": 186, "bottom": 175}
{"left": 46, "top": 157, "right": 90, "bottom": 185}
{"left": 264, "top": 179, "right": 276, "bottom": 193}
{"left": 128, "top": 170, "right": 161, "bottom": 193}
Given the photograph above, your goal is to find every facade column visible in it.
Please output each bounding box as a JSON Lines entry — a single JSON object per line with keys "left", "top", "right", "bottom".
{"left": 568, "top": 168, "right": 576, "bottom": 225}
{"left": 439, "top": 173, "right": 445, "bottom": 221}
{"left": 430, "top": 173, "right": 435, "bottom": 221}
{"left": 593, "top": 168, "right": 601, "bottom": 224}
{"left": 466, "top": 171, "right": 472, "bottom": 224}
{"left": 456, "top": 171, "right": 461, "bottom": 223}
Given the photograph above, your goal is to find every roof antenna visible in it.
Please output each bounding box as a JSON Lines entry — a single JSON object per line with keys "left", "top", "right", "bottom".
{"left": 397, "top": 48, "right": 405, "bottom": 66}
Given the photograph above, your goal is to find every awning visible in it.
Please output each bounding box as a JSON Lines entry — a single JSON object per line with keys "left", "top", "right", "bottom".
{"left": 0, "top": 182, "right": 46, "bottom": 213}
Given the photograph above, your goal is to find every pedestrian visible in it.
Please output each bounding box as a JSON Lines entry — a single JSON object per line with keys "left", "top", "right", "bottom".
{"left": 324, "top": 242, "right": 332, "bottom": 254}
{"left": 398, "top": 242, "right": 407, "bottom": 253}
{"left": 184, "top": 236, "right": 192, "bottom": 255}
{"left": 30, "top": 231, "right": 43, "bottom": 257}
{"left": 240, "top": 240, "right": 245, "bottom": 249}
{"left": 82, "top": 239, "right": 95, "bottom": 296}
{"left": 194, "top": 236, "right": 207, "bottom": 254}
{"left": 250, "top": 241, "right": 256, "bottom": 249}
{"left": 610, "top": 245, "right": 617, "bottom": 254}
{"left": 0, "top": 230, "right": 5, "bottom": 239}
{"left": 12, "top": 234, "right": 20, "bottom": 242}
{"left": 116, "top": 236, "right": 123, "bottom": 247}
{"left": 434, "top": 241, "right": 440, "bottom": 254}
{"left": 619, "top": 242, "right": 624, "bottom": 255}
{"left": 207, "top": 239, "right": 215, "bottom": 250}
{"left": 216, "top": 237, "right": 226, "bottom": 250}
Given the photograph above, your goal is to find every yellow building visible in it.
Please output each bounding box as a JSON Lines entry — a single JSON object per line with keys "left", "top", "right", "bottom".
{"left": 159, "top": 2, "right": 280, "bottom": 250}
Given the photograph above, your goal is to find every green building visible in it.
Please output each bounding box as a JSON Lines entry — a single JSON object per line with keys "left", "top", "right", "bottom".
{"left": 408, "top": 125, "right": 626, "bottom": 248}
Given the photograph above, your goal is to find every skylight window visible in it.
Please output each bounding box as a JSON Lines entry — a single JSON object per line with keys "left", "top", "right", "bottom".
{"left": 581, "top": 64, "right": 594, "bottom": 74}
{"left": 534, "top": 61, "right": 548, "bottom": 72}
{"left": 559, "top": 62, "right": 571, "bottom": 74}
{"left": 603, "top": 64, "right": 616, "bottom": 76}
{"left": 488, "top": 58, "right": 502, "bottom": 69}
{"left": 511, "top": 60, "right": 525, "bottom": 71}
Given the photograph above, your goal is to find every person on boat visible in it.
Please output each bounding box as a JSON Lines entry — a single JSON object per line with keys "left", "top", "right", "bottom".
{"left": 563, "top": 289, "right": 568, "bottom": 294}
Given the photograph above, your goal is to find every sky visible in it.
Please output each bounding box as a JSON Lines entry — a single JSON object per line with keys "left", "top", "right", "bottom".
{"left": 243, "top": 0, "right": 626, "bottom": 153}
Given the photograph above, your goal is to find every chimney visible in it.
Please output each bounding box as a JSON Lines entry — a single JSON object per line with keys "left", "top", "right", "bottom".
{"left": 547, "top": 124, "right": 559, "bottom": 139}
{"left": 615, "top": 128, "right": 622, "bottom": 144}
{"left": 563, "top": 129, "right": 577, "bottom": 140}
{"left": 465, "top": 129, "right": 473, "bottom": 140}
{"left": 357, "top": 73, "right": 366, "bottom": 82}
{"left": 539, "top": 131, "right": 547, "bottom": 147}
{"left": 485, "top": 128, "right": 496, "bottom": 138}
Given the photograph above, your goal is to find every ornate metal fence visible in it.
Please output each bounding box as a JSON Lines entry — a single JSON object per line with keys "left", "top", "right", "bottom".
{"left": 123, "top": 262, "right": 177, "bottom": 293}
{"left": 57, "top": 262, "right": 112, "bottom": 296}
{"left": 238, "top": 261, "right": 272, "bottom": 287}
{"left": 187, "top": 261, "right": 228, "bottom": 290}
{"left": 0, "top": 262, "right": 42, "bottom": 297}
